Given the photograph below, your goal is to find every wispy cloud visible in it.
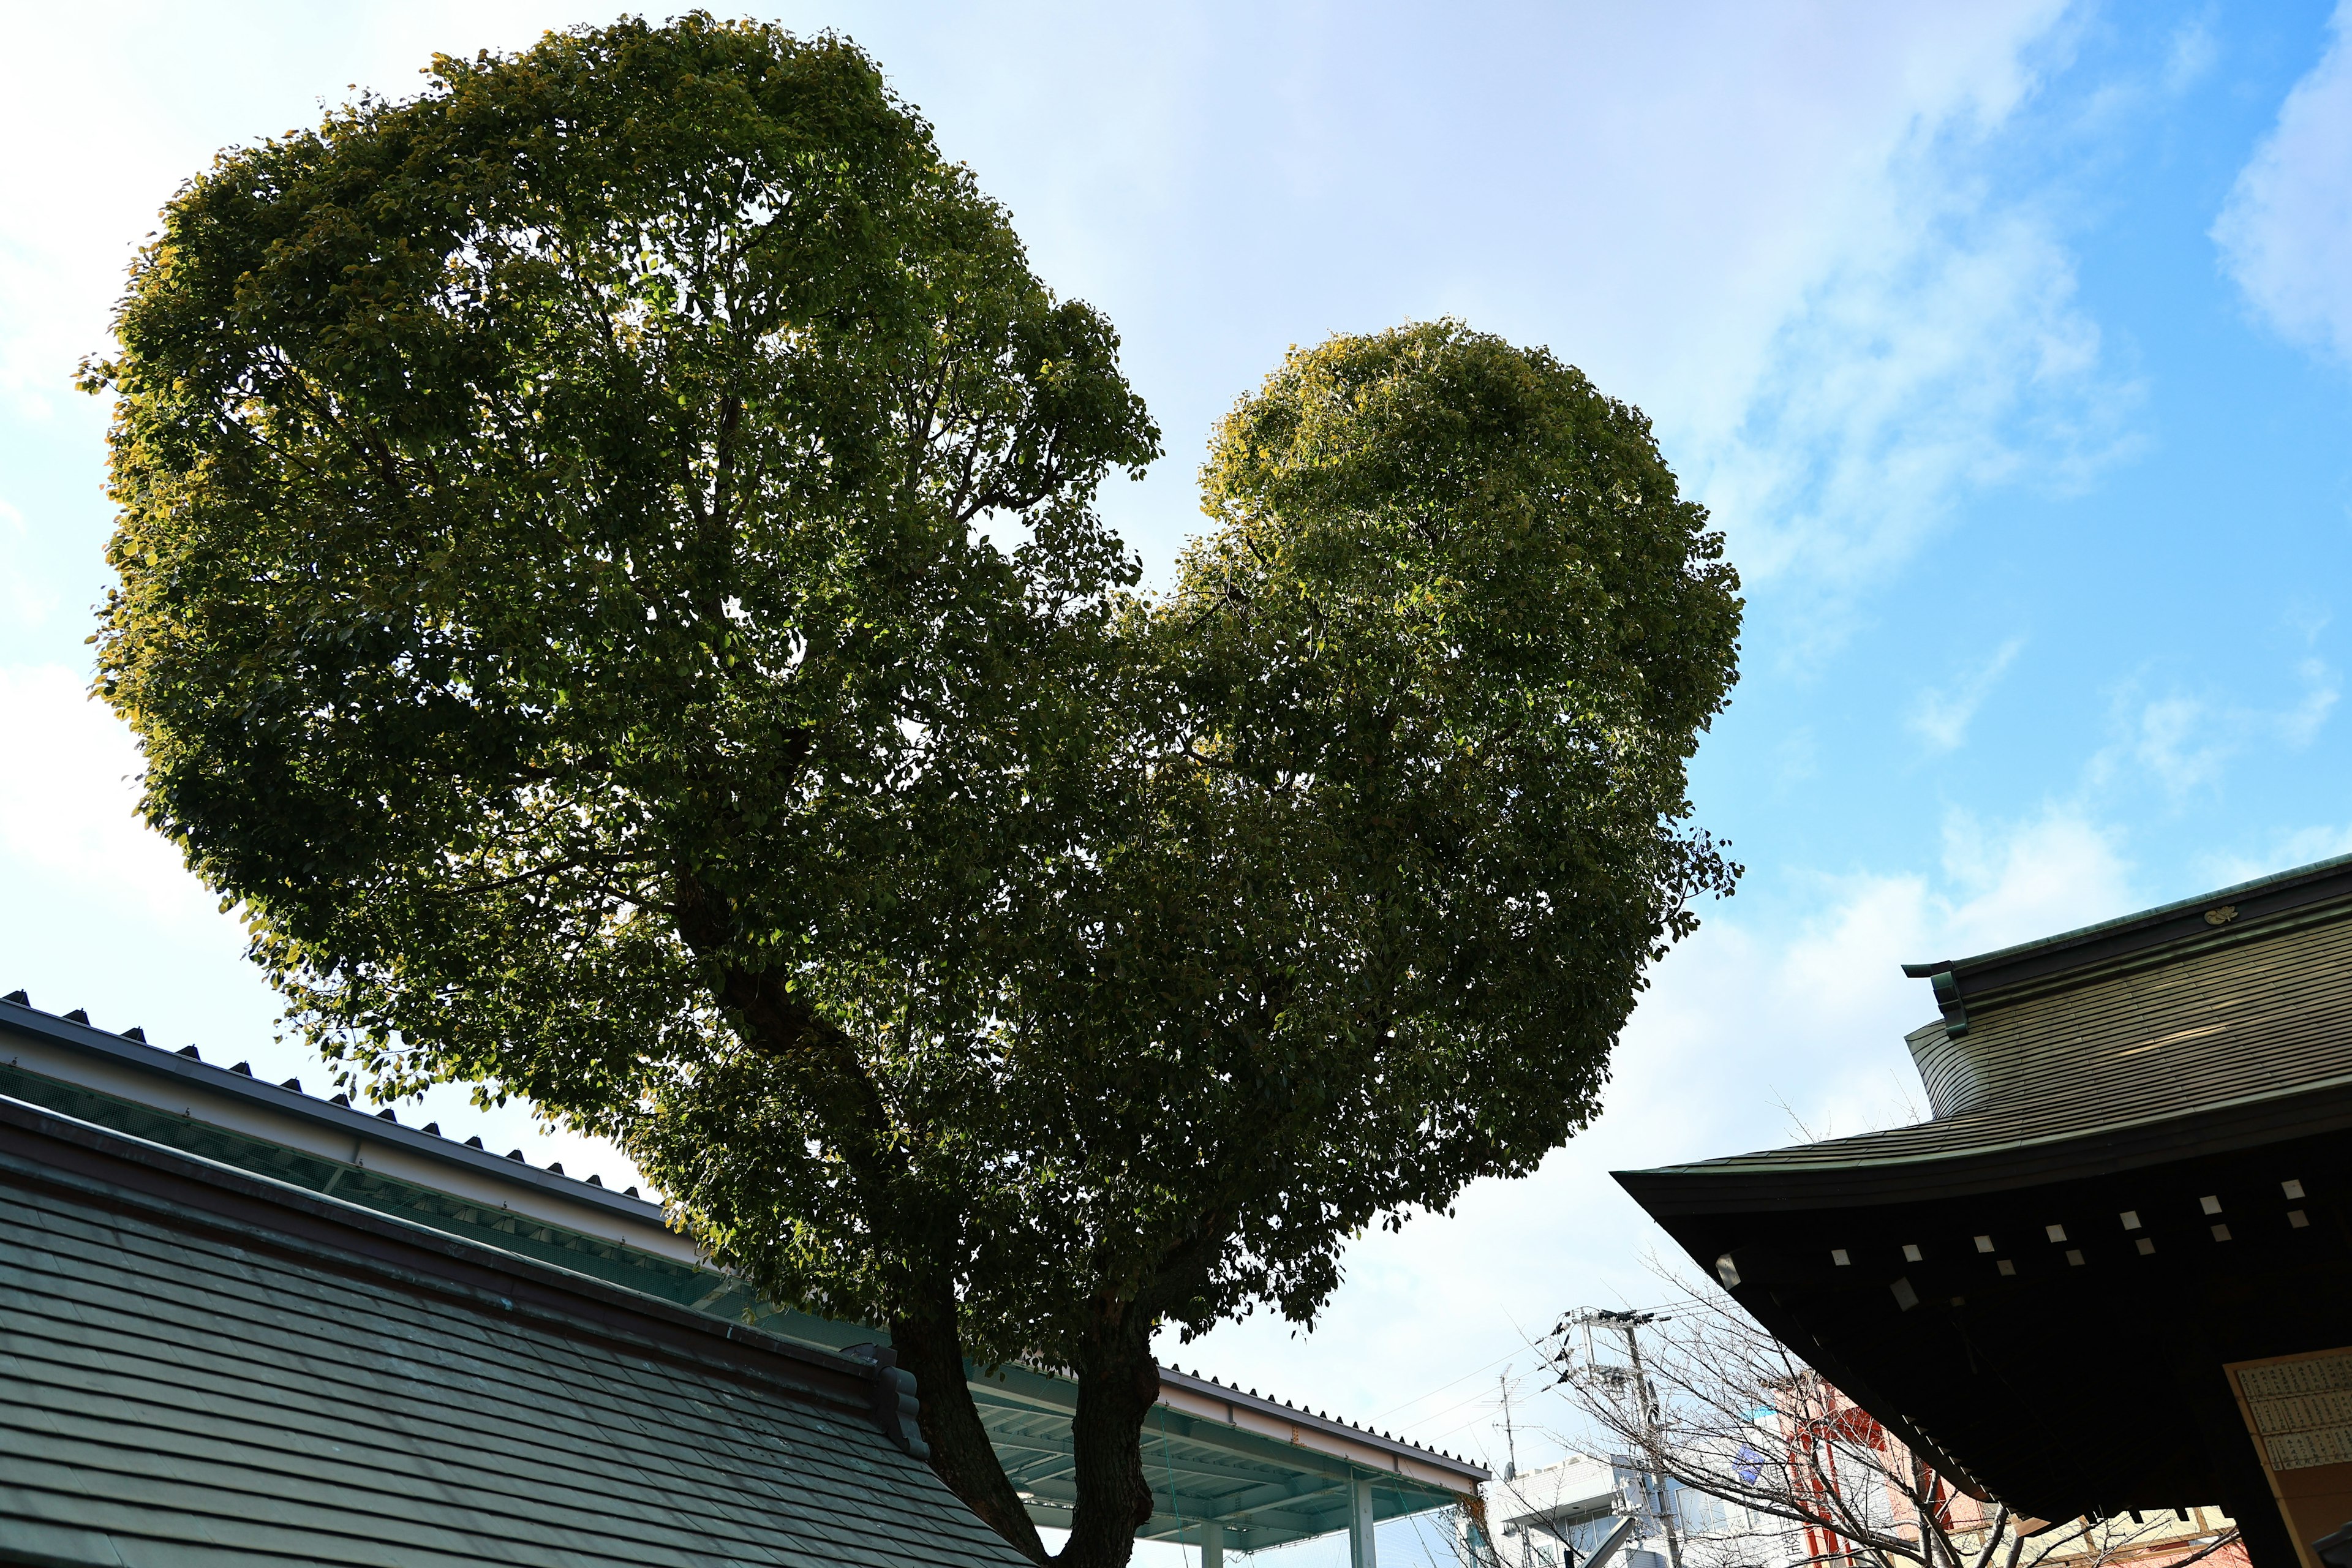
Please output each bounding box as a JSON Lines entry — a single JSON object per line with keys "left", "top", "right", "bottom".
{"left": 1909, "top": 635, "right": 2027, "bottom": 751}
{"left": 2090, "top": 658, "right": 2340, "bottom": 799}
{"left": 2163, "top": 16, "right": 2220, "bottom": 96}
{"left": 2282, "top": 657, "right": 2342, "bottom": 745}
{"left": 1681, "top": 82, "right": 2142, "bottom": 658}
{"left": 1931, "top": 807, "right": 2137, "bottom": 957}
{"left": 1706, "top": 206, "right": 2132, "bottom": 611}
{"left": 2213, "top": 1, "right": 2352, "bottom": 365}
{"left": 2132, "top": 692, "right": 2233, "bottom": 794}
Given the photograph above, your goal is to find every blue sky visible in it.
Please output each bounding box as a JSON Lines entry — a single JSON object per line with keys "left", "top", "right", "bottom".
{"left": 6, "top": 4, "right": 2352, "bottom": 1559}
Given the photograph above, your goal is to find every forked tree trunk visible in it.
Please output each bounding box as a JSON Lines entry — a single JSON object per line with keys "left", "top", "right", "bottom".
{"left": 690, "top": 924, "right": 1174, "bottom": 1567}
{"left": 897, "top": 1294, "right": 1163, "bottom": 1568}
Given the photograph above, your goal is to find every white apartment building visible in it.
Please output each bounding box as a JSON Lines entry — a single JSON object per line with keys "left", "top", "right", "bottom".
{"left": 1483, "top": 1454, "right": 1798, "bottom": 1568}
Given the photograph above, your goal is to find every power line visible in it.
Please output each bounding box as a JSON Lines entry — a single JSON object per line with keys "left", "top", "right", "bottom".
{"left": 1371, "top": 1344, "right": 1531, "bottom": 1422}
{"left": 1408, "top": 1365, "right": 1545, "bottom": 1435}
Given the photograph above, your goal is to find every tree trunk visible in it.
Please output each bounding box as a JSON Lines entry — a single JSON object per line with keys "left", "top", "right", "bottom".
{"left": 1053, "top": 1314, "right": 1163, "bottom": 1568}
{"left": 895, "top": 1297, "right": 1163, "bottom": 1568}
{"left": 892, "top": 1299, "right": 1052, "bottom": 1565}
{"left": 684, "top": 880, "right": 1178, "bottom": 1568}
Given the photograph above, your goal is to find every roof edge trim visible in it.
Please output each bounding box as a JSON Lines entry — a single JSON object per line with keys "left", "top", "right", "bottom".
{"left": 1156, "top": 1365, "right": 1490, "bottom": 1485}
{"left": 0, "top": 995, "right": 674, "bottom": 1232}
{"left": 1611, "top": 1072, "right": 2352, "bottom": 1215}
{"left": 1897, "top": 852, "right": 2352, "bottom": 1012}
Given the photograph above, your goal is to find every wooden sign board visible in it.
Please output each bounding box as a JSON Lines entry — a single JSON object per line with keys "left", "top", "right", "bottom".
{"left": 2226, "top": 1348, "right": 2352, "bottom": 1568}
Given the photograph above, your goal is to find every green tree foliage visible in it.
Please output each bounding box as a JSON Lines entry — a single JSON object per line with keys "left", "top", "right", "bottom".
{"left": 89, "top": 18, "right": 1740, "bottom": 1567}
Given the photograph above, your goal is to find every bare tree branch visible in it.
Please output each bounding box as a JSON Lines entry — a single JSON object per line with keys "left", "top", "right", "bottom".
{"left": 1537, "top": 1278, "right": 2244, "bottom": 1568}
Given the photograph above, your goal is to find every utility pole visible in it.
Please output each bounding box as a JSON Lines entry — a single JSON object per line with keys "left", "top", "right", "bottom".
{"left": 1499, "top": 1370, "right": 1520, "bottom": 1481}
{"left": 1560, "top": 1310, "right": 1684, "bottom": 1568}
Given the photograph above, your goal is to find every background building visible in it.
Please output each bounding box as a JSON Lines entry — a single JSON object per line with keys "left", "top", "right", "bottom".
{"left": 1486, "top": 1452, "right": 1788, "bottom": 1568}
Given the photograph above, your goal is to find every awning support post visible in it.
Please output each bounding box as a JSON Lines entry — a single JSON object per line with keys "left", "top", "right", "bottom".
{"left": 1350, "top": 1474, "right": 1378, "bottom": 1568}
{"left": 1200, "top": 1519, "right": 1224, "bottom": 1568}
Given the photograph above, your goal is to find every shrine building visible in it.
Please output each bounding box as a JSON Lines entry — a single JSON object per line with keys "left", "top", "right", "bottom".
{"left": 1619, "top": 854, "right": 2352, "bottom": 1568}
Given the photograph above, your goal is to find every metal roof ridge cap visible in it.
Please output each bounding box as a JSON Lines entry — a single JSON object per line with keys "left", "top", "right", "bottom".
{"left": 0, "top": 996, "right": 665, "bottom": 1221}
{"left": 1154, "top": 1364, "right": 1491, "bottom": 1480}
{"left": 1611, "top": 1065, "right": 2352, "bottom": 1182}
{"left": 1899, "top": 850, "right": 2352, "bottom": 981}
{"left": 0, "top": 1088, "right": 881, "bottom": 1397}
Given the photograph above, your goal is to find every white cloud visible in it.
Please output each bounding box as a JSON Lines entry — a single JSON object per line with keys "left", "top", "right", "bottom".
{"left": 2284, "top": 657, "right": 2343, "bottom": 744}
{"left": 0, "top": 2, "right": 623, "bottom": 422}
{"left": 1340, "top": 2, "right": 2129, "bottom": 633}
{"left": 1931, "top": 807, "right": 2134, "bottom": 954}
{"left": 2131, "top": 692, "right": 2232, "bottom": 794}
{"left": 2163, "top": 17, "right": 2219, "bottom": 96}
{"left": 2214, "top": 2, "right": 2352, "bottom": 365}
{"left": 1909, "top": 635, "right": 2027, "bottom": 751}
{"left": 0, "top": 10, "right": 175, "bottom": 422}
{"left": 1554, "top": 4, "right": 2129, "bottom": 617}
{"left": 0, "top": 663, "right": 212, "bottom": 921}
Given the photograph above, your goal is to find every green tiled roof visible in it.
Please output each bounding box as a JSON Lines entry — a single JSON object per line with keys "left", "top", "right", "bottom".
{"left": 0, "top": 1097, "right": 1030, "bottom": 1568}
{"left": 0, "top": 992, "right": 1486, "bottom": 1561}
{"left": 0, "top": 993, "right": 1485, "bottom": 1557}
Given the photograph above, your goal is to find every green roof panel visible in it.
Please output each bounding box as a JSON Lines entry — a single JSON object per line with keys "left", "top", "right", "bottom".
{"left": 0, "top": 1099, "right": 1030, "bottom": 1568}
